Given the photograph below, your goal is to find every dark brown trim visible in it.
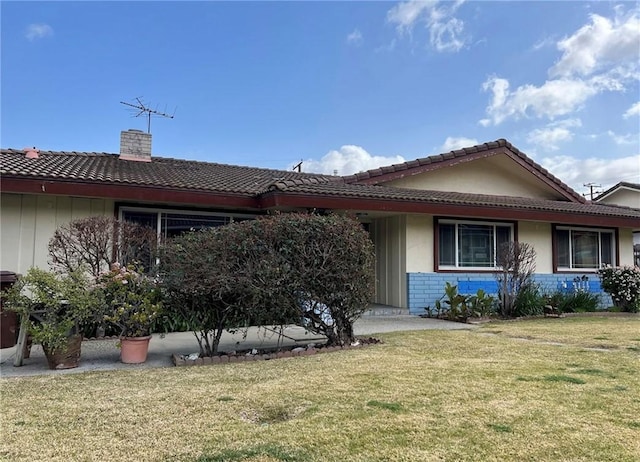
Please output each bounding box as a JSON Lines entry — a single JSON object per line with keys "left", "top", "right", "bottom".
{"left": 433, "top": 216, "right": 517, "bottom": 272}
{"left": 1, "top": 178, "right": 260, "bottom": 209}
{"left": 261, "top": 191, "right": 640, "bottom": 228}
{"left": 551, "top": 223, "right": 618, "bottom": 273}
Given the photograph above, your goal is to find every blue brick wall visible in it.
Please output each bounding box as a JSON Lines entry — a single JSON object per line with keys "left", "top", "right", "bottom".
{"left": 407, "top": 272, "right": 612, "bottom": 315}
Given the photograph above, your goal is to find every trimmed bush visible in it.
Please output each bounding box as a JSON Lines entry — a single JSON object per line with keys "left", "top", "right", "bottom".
{"left": 597, "top": 266, "right": 640, "bottom": 313}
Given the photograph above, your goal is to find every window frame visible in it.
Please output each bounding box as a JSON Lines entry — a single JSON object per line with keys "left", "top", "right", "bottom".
{"left": 116, "top": 204, "right": 257, "bottom": 241}
{"left": 434, "top": 217, "right": 517, "bottom": 272}
{"left": 552, "top": 224, "right": 618, "bottom": 273}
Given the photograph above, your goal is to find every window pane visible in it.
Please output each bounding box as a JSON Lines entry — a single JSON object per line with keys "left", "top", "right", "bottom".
{"left": 458, "top": 224, "right": 492, "bottom": 267}
{"left": 161, "top": 213, "right": 229, "bottom": 238}
{"left": 572, "top": 230, "right": 598, "bottom": 268}
{"left": 600, "top": 232, "right": 613, "bottom": 266}
{"left": 122, "top": 210, "right": 158, "bottom": 231}
{"left": 438, "top": 223, "right": 455, "bottom": 266}
{"left": 556, "top": 229, "right": 570, "bottom": 268}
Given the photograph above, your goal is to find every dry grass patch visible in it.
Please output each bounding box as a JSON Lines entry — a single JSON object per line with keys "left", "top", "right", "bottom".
{"left": 1, "top": 318, "right": 639, "bottom": 461}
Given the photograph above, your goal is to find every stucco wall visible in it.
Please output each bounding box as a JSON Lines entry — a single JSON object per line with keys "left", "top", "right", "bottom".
{"left": 371, "top": 216, "right": 407, "bottom": 308}
{"left": 518, "top": 221, "right": 553, "bottom": 272}
{"left": 1, "top": 193, "right": 114, "bottom": 275}
{"left": 597, "top": 189, "right": 640, "bottom": 209}
{"left": 405, "top": 214, "right": 433, "bottom": 273}
{"left": 384, "top": 154, "right": 564, "bottom": 200}
{"left": 618, "top": 228, "right": 635, "bottom": 266}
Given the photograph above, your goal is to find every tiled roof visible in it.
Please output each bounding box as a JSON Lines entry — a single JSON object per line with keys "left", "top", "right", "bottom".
{"left": 595, "top": 181, "right": 640, "bottom": 201}
{"left": 0, "top": 149, "right": 334, "bottom": 195}
{"left": 342, "top": 139, "right": 586, "bottom": 203}
{"left": 268, "top": 180, "right": 640, "bottom": 219}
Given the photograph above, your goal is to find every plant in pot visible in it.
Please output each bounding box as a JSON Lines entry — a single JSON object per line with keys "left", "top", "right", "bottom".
{"left": 1, "top": 268, "right": 97, "bottom": 369}
{"left": 99, "top": 263, "right": 163, "bottom": 364}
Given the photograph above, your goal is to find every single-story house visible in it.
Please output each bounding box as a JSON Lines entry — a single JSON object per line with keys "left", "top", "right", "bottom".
{"left": 594, "top": 181, "right": 640, "bottom": 266}
{"left": 2, "top": 129, "right": 639, "bottom": 313}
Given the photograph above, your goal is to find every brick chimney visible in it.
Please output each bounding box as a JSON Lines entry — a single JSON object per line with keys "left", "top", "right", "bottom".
{"left": 119, "top": 129, "right": 152, "bottom": 162}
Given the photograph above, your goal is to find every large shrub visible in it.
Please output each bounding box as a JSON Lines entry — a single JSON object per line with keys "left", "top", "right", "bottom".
{"left": 597, "top": 266, "right": 640, "bottom": 312}
{"left": 159, "top": 213, "right": 375, "bottom": 355}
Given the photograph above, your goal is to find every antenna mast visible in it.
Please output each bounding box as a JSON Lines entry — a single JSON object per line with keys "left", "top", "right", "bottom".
{"left": 582, "top": 182, "right": 602, "bottom": 200}
{"left": 120, "top": 97, "right": 175, "bottom": 133}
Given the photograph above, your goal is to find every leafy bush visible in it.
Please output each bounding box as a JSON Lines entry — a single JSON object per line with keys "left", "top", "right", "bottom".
{"left": 160, "top": 213, "right": 375, "bottom": 355}
{"left": 512, "top": 283, "right": 544, "bottom": 317}
{"left": 428, "top": 283, "right": 496, "bottom": 321}
{"left": 98, "top": 263, "right": 163, "bottom": 337}
{"left": 546, "top": 291, "right": 600, "bottom": 313}
{"left": 597, "top": 266, "right": 640, "bottom": 313}
{"left": 1, "top": 268, "right": 99, "bottom": 353}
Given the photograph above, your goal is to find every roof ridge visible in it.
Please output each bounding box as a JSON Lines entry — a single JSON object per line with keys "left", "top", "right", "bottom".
{"left": 340, "top": 138, "right": 586, "bottom": 203}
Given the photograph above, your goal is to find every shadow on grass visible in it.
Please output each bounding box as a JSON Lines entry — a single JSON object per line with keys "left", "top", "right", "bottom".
{"left": 196, "top": 444, "right": 310, "bottom": 462}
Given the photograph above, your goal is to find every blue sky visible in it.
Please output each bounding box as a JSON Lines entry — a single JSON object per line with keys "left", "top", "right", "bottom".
{"left": 2, "top": 1, "right": 639, "bottom": 197}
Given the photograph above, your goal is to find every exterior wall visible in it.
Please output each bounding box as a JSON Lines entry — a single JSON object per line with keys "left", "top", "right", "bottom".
{"left": 407, "top": 272, "right": 612, "bottom": 315}
{"left": 371, "top": 216, "right": 407, "bottom": 308}
{"left": 618, "top": 228, "right": 635, "bottom": 266}
{"left": 405, "top": 214, "right": 433, "bottom": 273}
{"left": 518, "top": 221, "right": 552, "bottom": 272}
{"left": 384, "top": 154, "right": 564, "bottom": 200}
{"left": 0, "top": 193, "right": 114, "bottom": 275}
{"left": 597, "top": 189, "right": 640, "bottom": 209}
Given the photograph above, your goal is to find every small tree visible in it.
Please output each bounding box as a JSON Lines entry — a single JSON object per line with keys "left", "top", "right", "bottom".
{"left": 48, "top": 216, "right": 158, "bottom": 280}
{"left": 495, "top": 242, "right": 537, "bottom": 317}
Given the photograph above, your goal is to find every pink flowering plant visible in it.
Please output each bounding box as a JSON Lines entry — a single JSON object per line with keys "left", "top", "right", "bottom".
{"left": 597, "top": 265, "right": 640, "bottom": 313}
{"left": 98, "top": 263, "right": 163, "bottom": 337}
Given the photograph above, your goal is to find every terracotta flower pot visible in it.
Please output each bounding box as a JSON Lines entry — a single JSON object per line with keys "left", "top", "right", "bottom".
{"left": 120, "top": 335, "right": 151, "bottom": 364}
{"left": 43, "top": 334, "right": 82, "bottom": 370}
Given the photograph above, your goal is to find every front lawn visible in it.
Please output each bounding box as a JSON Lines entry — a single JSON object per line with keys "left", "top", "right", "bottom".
{"left": 1, "top": 316, "right": 639, "bottom": 461}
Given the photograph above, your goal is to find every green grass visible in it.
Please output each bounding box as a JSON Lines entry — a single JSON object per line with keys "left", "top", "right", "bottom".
{"left": 1, "top": 317, "right": 639, "bottom": 461}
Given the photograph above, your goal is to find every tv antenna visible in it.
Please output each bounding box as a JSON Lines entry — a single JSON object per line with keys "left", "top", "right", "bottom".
{"left": 120, "top": 97, "right": 175, "bottom": 133}
{"left": 292, "top": 160, "right": 303, "bottom": 172}
{"left": 582, "top": 182, "right": 602, "bottom": 200}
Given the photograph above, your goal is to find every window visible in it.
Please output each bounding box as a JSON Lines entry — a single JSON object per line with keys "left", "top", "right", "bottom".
{"left": 119, "top": 207, "right": 255, "bottom": 240}
{"left": 437, "top": 219, "right": 514, "bottom": 269}
{"left": 554, "top": 226, "right": 615, "bottom": 271}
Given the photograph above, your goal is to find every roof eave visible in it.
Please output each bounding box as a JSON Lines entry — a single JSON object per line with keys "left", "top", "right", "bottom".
{"left": 259, "top": 191, "right": 640, "bottom": 228}
{"left": 1, "top": 177, "right": 261, "bottom": 209}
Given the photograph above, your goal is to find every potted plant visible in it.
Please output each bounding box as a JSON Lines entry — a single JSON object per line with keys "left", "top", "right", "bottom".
{"left": 99, "top": 263, "right": 163, "bottom": 363}
{"left": 1, "top": 268, "right": 97, "bottom": 369}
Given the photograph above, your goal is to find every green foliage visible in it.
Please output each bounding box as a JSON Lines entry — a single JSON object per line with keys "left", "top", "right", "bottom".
{"left": 546, "top": 290, "right": 600, "bottom": 313}
{"left": 597, "top": 266, "right": 640, "bottom": 313}
{"left": 429, "top": 283, "right": 496, "bottom": 321}
{"left": 160, "top": 213, "right": 375, "bottom": 355}
{"left": 1, "top": 268, "right": 99, "bottom": 353}
{"left": 98, "top": 263, "right": 163, "bottom": 337}
{"left": 512, "top": 283, "right": 544, "bottom": 317}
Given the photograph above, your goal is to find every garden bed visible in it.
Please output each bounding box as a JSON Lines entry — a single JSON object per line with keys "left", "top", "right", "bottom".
{"left": 172, "top": 337, "right": 382, "bottom": 367}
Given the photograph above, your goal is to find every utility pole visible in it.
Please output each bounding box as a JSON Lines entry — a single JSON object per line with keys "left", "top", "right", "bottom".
{"left": 120, "top": 97, "right": 175, "bottom": 133}
{"left": 582, "top": 182, "right": 602, "bottom": 200}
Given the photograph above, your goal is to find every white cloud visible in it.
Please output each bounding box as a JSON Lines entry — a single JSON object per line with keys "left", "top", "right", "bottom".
{"left": 481, "top": 76, "right": 598, "bottom": 125}
{"left": 623, "top": 101, "right": 640, "bottom": 119}
{"left": 441, "top": 136, "right": 478, "bottom": 151}
{"left": 607, "top": 130, "right": 638, "bottom": 146}
{"left": 346, "top": 29, "right": 363, "bottom": 46}
{"left": 541, "top": 154, "right": 640, "bottom": 194}
{"left": 550, "top": 11, "right": 640, "bottom": 78}
{"left": 25, "top": 23, "right": 53, "bottom": 41}
{"left": 387, "top": 0, "right": 467, "bottom": 53}
{"left": 301, "top": 145, "right": 405, "bottom": 176}
{"left": 481, "top": 9, "right": 639, "bottom": 126}
{"left": 527, "top": 119, "right": 582, "bottom": 151}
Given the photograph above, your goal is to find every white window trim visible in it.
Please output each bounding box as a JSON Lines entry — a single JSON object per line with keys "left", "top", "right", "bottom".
{"left": 555, "top": 225, "right": 616, "bottom": 272}
{"left": 438, "top": 219, "right": 514, "bottom": 271}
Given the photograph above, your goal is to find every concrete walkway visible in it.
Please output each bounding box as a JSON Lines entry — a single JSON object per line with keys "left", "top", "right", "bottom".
{"left": 0, "top": 314, "right": 474, "bottom": 378}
